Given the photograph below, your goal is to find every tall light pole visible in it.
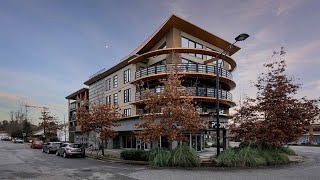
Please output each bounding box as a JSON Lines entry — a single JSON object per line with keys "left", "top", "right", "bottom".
{"left": 210, "top": 33, "right": 249, "bottom": 156}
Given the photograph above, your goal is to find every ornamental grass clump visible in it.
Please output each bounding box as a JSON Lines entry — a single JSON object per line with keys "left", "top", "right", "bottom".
{"left": 150, "top": 148, "right": 171, "bottom": 167}
{"left": 171, "top": 145, "right": 200, "bottom": 167}
{"left": 217, "top": 144, "right": 292, "bottom": 167}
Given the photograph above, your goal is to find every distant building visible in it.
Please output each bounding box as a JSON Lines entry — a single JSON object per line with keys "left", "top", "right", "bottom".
{"left": 57, "top": 124, "right": 69, "bottom": 142}
{"left": 65, "top": 88, "right": 89, "bottom": 144}
{"left": 298, "top": 123, "right": 320, "bottom": 145}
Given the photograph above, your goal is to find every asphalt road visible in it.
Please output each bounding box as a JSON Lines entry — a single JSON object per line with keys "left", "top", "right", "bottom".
{"left": 0, "top": 141, "right": 320, "bottom": 180}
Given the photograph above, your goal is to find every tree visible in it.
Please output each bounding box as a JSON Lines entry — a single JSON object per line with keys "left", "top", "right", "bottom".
{"left": 230, "top": 48, "right": 320, "bottom": 146}
{"left": 39, "top": 108, "right": 60, "bottom": 138}
{"left": 135, "top": 69, "right": 206, "bottom": 146}
{"left": 77, "top": 99, "right": 120, "bottom": 156}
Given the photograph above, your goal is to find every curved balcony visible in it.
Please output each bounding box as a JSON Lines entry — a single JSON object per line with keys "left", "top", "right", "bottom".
{"left": 134, "top": 64, "right": 235, "bottom": 90}
{"left": 129, "top": 48, "right": 237, "bottom": 71}
{"left": 134, "top": 86, "right": 235, "bottom": 107}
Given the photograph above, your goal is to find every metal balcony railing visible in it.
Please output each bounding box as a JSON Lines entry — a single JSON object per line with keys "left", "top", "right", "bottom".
{"left": 135, "top": 86, "right": 232, "bottom": 102}
{"left": 135, "top": 64, "right": 232, "bottom": 80}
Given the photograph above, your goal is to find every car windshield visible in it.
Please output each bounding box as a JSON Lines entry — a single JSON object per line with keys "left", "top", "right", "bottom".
{"left": 34, "top": 141, "right": 41, "bottom": 144}
{"left": 70, "top": 144, "right": 82, "bottom": 148}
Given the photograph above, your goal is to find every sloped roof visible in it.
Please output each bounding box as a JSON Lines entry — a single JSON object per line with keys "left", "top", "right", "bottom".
{"left": 131, "top": 14, "right": 240, "bottom": 56}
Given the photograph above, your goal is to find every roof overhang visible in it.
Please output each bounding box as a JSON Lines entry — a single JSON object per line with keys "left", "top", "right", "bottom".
{"left": 65, "top": 88, "right": 89, "bottom": 100}
{"left": 131, "top": 14, "right": 240, "bottom": 56}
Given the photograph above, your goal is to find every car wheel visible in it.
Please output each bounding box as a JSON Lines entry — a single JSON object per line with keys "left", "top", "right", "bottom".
{"left": 56, "top": 151, "right": 59, "bottom": 156}
{"left": 63, "top": 152, "right": 68, "bottom": 158}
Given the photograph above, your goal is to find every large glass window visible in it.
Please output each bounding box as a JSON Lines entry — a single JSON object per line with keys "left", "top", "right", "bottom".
{"left": 124, "top": 69, "right": 131, "bottom": 84}
{"left": 182, "top": 37, "right": 188, "bottom": 48}
{"left": 105, "top": 78, "right": 111, "bottom": 91}
{"left": 113, "top": 93, "right": 118, "bottom": 105}
{"left": 124, "top": 89, "right": 131, "bottom": 103}
{"left": 113, "top": 75, "right": 118, "bottom": 88}
{"left": 181, "top": 36, "right": 204, "bottom": 59}
{"left": 159, "top": 42, "right": 166, "bottom": 49}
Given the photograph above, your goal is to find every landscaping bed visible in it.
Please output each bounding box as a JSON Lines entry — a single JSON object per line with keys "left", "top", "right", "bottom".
{"left": 215, "top": 144, "right": 298, "bottom": 167}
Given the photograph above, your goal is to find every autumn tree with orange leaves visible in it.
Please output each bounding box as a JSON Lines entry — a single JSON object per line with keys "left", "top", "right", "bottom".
{"left": 77, "top": 99, "right": 120, "bottom": 155}
{"left": 230, "top": 48, "right": 320, "bottom": 146}
{"left": 135, "top": 69, "right": 207, "bottom": 147}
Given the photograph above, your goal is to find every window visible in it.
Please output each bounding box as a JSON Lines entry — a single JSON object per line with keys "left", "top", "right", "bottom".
{"left": 181, "top": 36, "right": 204, "bottom": 58}
{"left": 182, "top": 37, "right": 188, "bottom": 48}
{"left": 105, "top": 78, "right": 111, "bottom": 91}
{"left": 124, "top": 69, "right": 131, "bottom": 84}
{"left": 113, "top": 75, "right": 118, "bottom": 88}
{"left": 196, "top": 43, "right": 203, "bottom": 59}
{"left": 113, "top": 93, "right": 118, "bottom": 104}
{"left": 206, "top": 47, "right": 214, "bottom": 60}
{"left": 124, "top": 89, "right": 131, "bottom": 103}
{"left": 159, "top": 42, "right": 166, "bottom": 49}
{"left": 106, "top": 95, "right": 111, "bottom": 104}
{"left": 124, "top": 108, "right": 131, "bottom": 117}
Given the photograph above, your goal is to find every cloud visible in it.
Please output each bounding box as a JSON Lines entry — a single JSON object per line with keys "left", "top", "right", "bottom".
{"left": 286, "top": 40, "right": 320, "bottom": 66}
{"left": 163, "top": 0, "right": 190, "bottom": 19}
{"left": 275, "top": 0, "right": 303, "bottom": 16}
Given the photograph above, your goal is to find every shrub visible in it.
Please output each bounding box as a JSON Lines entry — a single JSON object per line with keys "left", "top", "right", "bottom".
{"left": 120, "top": 149, "right": 149, "bottom": 161}
{"left": 217, "top": 144, "right": 292, "bottom": 167}
{"left": 171, "top": 145, "right": 200, "bottom": 167}
{"left": 150, "top": 148, "right": 171, "bottom": 167}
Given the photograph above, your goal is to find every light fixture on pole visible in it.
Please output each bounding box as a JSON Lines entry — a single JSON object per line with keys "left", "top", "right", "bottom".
{"left": 214, "top": 33, "right": 249, "bottom": 156}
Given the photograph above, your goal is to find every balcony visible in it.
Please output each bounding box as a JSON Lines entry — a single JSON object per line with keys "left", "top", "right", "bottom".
{"left": 135, "top": 86, "right": 233, "bottom": 105}
{"left": 136, "top": 64, "right": 232, "bottom": 80}
{"left": 69, "top": 126, "right": 76, "bottom": 132}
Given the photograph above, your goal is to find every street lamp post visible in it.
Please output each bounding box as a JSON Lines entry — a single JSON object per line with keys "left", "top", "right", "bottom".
{"left": 214, "top": 33, "right": 249, "bottom": 156}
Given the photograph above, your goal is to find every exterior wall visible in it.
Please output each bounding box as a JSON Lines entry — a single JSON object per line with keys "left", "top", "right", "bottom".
{"left": 57, "top": 125, "right": 69, "bottom": 142}
{"left": 166, "top": 28, "right": 181, "bottom": 64}
{"left": 88, "top": 63, "right": 137, "bottom": 116}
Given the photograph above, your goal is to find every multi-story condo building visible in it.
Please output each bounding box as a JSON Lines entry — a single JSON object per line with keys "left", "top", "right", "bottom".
{"left": 65, "top": 88, "right": 89, "bottom": 144}
{"left": 71, "top": 15, "right": 240, "bottom": 152}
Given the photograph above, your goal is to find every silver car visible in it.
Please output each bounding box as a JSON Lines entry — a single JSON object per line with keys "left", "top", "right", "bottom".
{"left": 56, "top": 143, "right": 85, "bottom": 158}
{"left": 42, "top": 142, "right": 62, "bottom": 154}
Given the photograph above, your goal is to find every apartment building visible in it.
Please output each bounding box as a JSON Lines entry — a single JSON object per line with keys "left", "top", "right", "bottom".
{"left": 65, "top": 88, "right": 89, "bottom": 144}
{"left": 69, "top": 15, "right": 240, "bottom": 151}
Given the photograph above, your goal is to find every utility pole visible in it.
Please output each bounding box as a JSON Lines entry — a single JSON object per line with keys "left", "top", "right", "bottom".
{"left": 64, "top": 114, "right": 66, "bottom": 142}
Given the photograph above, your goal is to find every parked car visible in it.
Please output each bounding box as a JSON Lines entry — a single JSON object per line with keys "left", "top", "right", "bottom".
{"left": 15, "top": 139, "right": 23, "bottom": 143}
{"left": 30, "top": 140, "right": 43, "bottom": 149}
{"left": 56, "top": 143, "right": 85, "bottom": 158}
{"left": 42, "top": 142, "right": 62, "bottom": 154}
{"left": 1, "top": 137, "right": 10, "bottom": 141}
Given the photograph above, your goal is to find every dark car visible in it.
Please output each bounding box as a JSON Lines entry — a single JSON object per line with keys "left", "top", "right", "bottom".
{"left": 30, "top": 140, "right": 43, "bottom": 149}
{"left": 56, "top": 143, "right": 85, "bottom": 158}
{"left": 42, "top": 142, "right": 62, "bottom": 154}
{"left": 1, "top": 137, "right": 10, "bottom": 141}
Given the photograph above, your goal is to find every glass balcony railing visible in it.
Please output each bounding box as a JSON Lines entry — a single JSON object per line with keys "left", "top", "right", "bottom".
{"left": 135, "top": 86, "right": 232, "bottom": 102}
{"left": 135, "top": 64, "right": 232, "bottom": 80}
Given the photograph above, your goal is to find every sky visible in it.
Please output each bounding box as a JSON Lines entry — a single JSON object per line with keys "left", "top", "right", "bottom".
{"left": 0, "top": 0, "right": 319, "bottom": 124}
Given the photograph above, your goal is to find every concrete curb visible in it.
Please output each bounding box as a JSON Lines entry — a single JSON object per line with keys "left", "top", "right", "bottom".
{"left": 86, "top": 154, "right": 149, "bottom": 165}
{"left": 287, "top": 155, "right": 303, "bottom": 163}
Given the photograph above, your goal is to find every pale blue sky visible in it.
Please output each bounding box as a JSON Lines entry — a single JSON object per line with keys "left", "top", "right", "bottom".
{"left": 1, "top": 0, "right": 319, "bottom": 123}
